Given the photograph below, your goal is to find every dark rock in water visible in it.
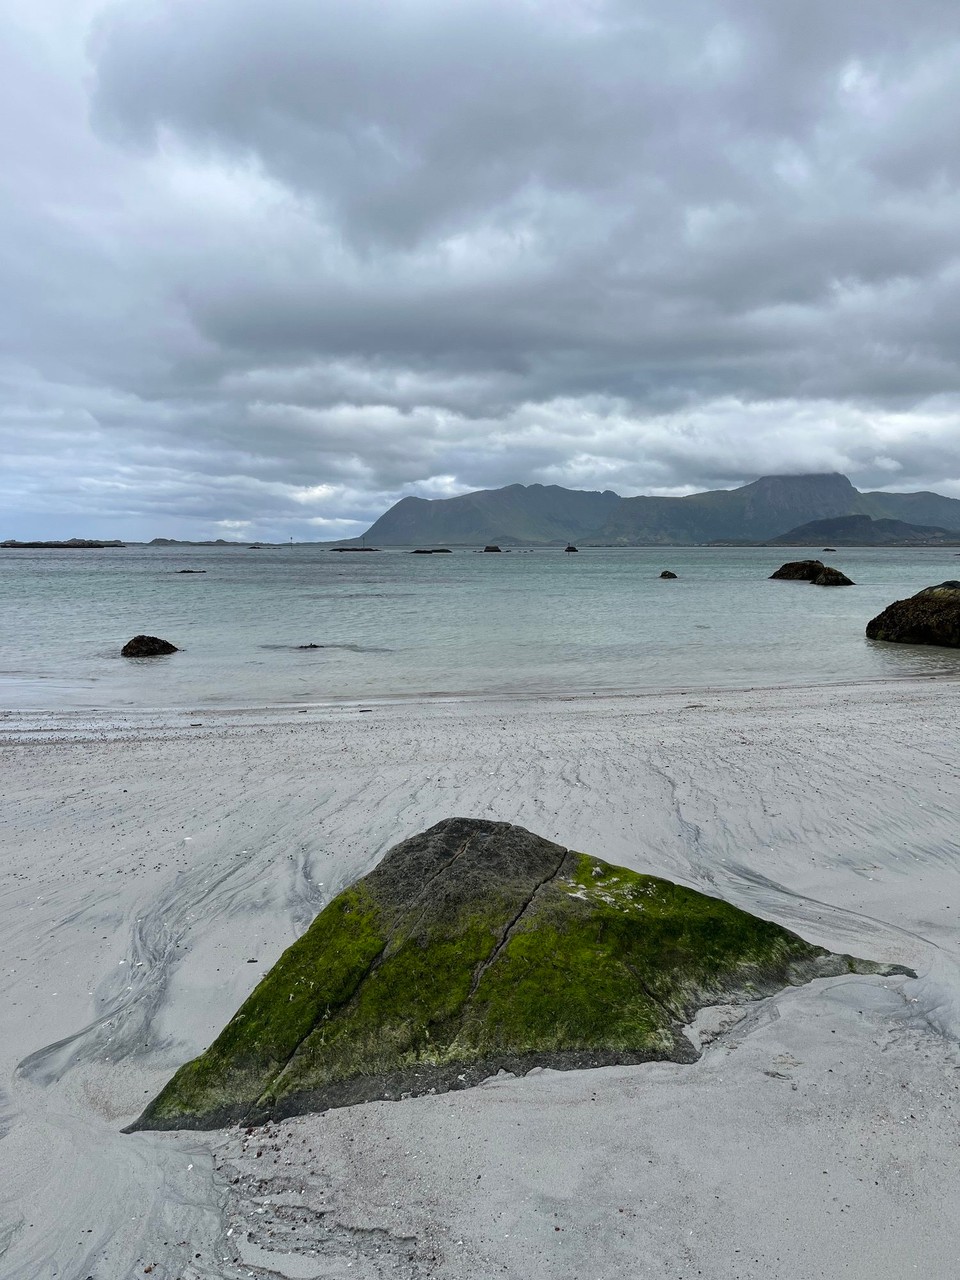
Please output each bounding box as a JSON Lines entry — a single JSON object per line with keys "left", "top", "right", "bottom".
{"left": 866, "top": 581, "right": 960, "bottom": 647}
{"left": 660, "top": 570, "right": 677, "bottom": 579}
{"left": 412, "top": 548, "right": 453, "bottom": 554}
{"left": 297, "top": 643, "right": 323, "bottom": 649}
{"left": 823, "top": 547, "right": 837, "bottom": 551}
{"left": 177, "top": 569, "right": 206, "bottom": 574}
{"left": 130, "top": 817, "right": 909, "bottom": 1132}
{"left": 121, "top": 635, "right": 178, "bottom": 657}
{"left": 564, "top": 544, "right": 578, "bottom": 553}
{"left": 770, "top": 559, "right": 824, "bottom": 581}
{"left": 811, "top": 567, "right": 854, "bottom": 586}
{"left": 411, "top": 548, "right": 434, "bottom": 554}
{"left": 483, "top": 544, "right": 502, "bottom": 552}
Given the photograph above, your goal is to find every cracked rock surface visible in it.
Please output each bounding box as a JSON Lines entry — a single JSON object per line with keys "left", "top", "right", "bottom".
{"left": 132, "top": 817, "right": 906, "bottom": 1131}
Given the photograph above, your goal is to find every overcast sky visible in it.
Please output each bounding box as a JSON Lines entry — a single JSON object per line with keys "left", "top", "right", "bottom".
{"left": 4, "top": 0, "right": 960, "bottom": 540}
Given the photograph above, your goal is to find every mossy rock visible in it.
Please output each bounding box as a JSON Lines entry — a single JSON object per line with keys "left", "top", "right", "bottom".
{"left": 130, "top": 818, "right": 910, "bottom": 1131}
{"left": 866, "top": 581, "right": 960, "bottom": 647}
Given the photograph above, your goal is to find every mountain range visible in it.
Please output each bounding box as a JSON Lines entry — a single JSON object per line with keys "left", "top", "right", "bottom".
{"left": 357, "top": 473, "right": 960, "bottom": 547}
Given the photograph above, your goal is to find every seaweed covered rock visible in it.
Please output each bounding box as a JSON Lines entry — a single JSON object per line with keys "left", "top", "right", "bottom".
{"left": 770, "top": 559, "right": 824, "bottom": 581}
{"left": 866, "top": 581, "right": 960, "bottom": 647}
{"left": 660, "top": 570, "right": 677, "bottom": 579}
{"left": 131, "top": 818, "right": 908, "bottom": 1131}
{"left": 812, "top": 567, "right": 854, "bottom": 586}
{"left": 121, "top": 634, "right": 178, "bottom": 657}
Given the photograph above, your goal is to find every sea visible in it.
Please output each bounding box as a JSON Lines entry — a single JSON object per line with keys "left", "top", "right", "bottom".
{"left": 1, "top": 543, "right": 959, "bottom": 716}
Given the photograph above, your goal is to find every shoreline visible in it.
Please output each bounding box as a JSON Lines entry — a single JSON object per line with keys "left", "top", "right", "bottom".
{"left": 2, "top": 667, "right": 958, "bottom": 743}
{"left": 3, "top": 676, "right": 959, "bottom": 1277}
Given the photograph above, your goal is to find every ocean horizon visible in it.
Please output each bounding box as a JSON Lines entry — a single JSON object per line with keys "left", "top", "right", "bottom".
{"left": 2, "top": 542, "right": 959, "bottom": 715}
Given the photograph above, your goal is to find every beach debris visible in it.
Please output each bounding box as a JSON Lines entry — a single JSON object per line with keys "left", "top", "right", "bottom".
{"left": 130, "top": 817, "right": 911, "bottom": 1132}
{"left": 866, "top": 581, "right": 960, "bottom": 647}
{"left": 120, "top": 635, "right": 178, "bottom": 657}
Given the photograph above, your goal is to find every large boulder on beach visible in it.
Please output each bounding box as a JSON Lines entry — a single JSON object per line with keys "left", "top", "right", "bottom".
{"left": 769, "top": 559, "right": 824, "bottom": 581}
{"left": 121, "top": 634, "right": 178, "bottom": 657}
{"left": 131, "top": 817, "right": 908, "bottom": 1132}
{"left": 866, "top": 581, "right": 960, "bottom": 647}
{"left": 812, "top": 567, "right": 854, "bottom": 586}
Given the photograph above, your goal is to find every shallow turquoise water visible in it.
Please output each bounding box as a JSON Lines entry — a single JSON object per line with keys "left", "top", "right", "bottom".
{"left": 1, "top": 544, "right": 958, "bottom": 710}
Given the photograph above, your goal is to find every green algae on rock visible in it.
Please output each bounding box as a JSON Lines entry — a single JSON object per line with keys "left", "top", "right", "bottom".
{"left": 130, "top": 818, "right": 910, "bottom": 1131}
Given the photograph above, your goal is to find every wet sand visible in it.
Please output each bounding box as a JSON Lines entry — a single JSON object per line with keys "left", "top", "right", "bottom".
{"left": 1, "top": 679, "right": 958, "bottom": 1278}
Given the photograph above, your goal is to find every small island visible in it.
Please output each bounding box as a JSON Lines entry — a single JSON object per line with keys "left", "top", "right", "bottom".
{"left": 1, "top": 538, "right": 125, "bottom": 549}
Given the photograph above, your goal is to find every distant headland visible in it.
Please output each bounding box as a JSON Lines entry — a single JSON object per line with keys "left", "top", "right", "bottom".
{"left": 348, "top": 472, "right": 960, "bottom": 548}
{"left": 0, "top": 538, "right": 125, "bottom": 549}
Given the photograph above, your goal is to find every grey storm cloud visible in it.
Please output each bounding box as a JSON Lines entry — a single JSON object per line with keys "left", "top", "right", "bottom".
{"left": 3, "top": 0, "right": 960, "bottom": 539}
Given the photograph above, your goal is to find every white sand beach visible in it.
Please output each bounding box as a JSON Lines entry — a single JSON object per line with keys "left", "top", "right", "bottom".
{"left": 2, "top": 678, "right": 959, "bottom": 1279}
